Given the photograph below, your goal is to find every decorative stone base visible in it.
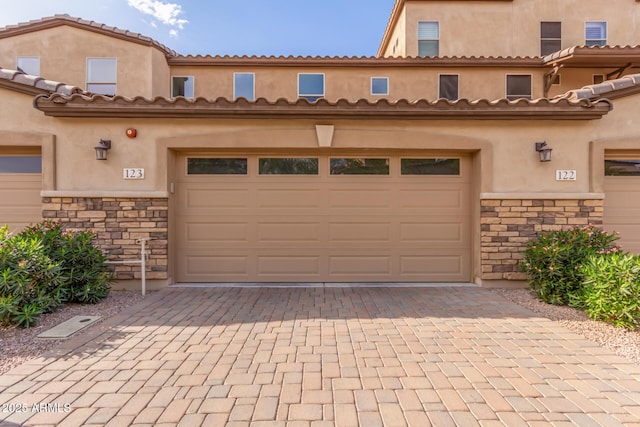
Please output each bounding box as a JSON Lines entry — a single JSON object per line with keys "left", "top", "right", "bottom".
{"left": 42, "top": 197, "right": 168, "bottom": 280}
{"left": 480, "top": 199, "right": 604, "bottom": 281}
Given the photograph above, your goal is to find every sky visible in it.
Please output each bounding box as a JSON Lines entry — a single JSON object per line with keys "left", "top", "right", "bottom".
{"left": 0, "top": 0, "right": 396, "bottom": 57}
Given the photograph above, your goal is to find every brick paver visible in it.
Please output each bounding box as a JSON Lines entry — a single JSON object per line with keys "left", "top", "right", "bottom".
{"left": 2, "top": 286, "right": 640, "bottom": 426}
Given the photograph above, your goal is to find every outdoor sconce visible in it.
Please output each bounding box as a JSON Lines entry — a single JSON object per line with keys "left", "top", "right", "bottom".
{"left": 535, "top": 141, "right": 552, "bottom": 162}
{"left": 94, "top": 139, "right": 111, "bottom": 161}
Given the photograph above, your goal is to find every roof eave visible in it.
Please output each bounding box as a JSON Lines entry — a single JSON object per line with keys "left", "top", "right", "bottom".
{"left": 33, "top": 95, "right": 612, "bottom": 121}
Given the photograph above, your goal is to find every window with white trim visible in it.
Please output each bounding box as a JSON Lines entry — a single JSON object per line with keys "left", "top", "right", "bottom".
{"left": 298, "top": 73, "right": 324, "bottom": 102}
{"left": 234, "top": 73, "right": 255, "bottom": 101}
{"left": 439, "top": 74, "right": 459, "bottom": 101}
{"left": 585, "top": 21, "right": 607, "bottom": 46}
{"left": 418, "top": 21, "right": 439, "bottom": 57}
{"left": 506, "top": 75, "right": 532, "bottom": 100}
{"left": 371, "top": 77, "right": 389, "bottom": 95}
{"left": 172, "top": 76, "right": 194, "bottom": 98}
{"left": 16, "top": 57, "right": 40, "bottom": 75}
{"left": 87, "top": 58, "right": 117, "bottom": 95}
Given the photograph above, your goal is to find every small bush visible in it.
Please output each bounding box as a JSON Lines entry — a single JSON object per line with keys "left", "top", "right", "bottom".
{"left": 520, "top": 226, "right": 621, "bottom": 305}
{"left": 0, "top": 221, "right": 113, "bottom": 327}
{"left": 578, "top": 253, "right": 640, "bottom": 329}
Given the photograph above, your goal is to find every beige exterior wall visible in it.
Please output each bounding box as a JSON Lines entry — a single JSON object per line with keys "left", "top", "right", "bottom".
{"left": 0, "top": 26, "right": 160, "bottom": 98}
{"left": 394, "top": 0, "right": 640, "bottom": 58}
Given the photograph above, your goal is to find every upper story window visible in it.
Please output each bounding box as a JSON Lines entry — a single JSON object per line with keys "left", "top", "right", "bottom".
{"left": 16, "top": 57, "right": 40, "bottom": 75}
{"left": 418, "top": 21, "right": 439, "bottom": 57}
{"left": 234, "top": 73, "right": 255, "bottom": 101}
{"left": 585, "top": 21, "right": 607, "bottom": 46}
{"left": 87, "top": 58, "right": 116, "bottom": 95}
{"left": 540, "top": 22, "right": 561, "bottom": 56}
{"left": 506, "top": 75, "right": 532, "bottom": 100}
{"left": 371, "top": 77, "right": 389, "bottom": 95}
{"left": 172, "top": 76, "right": 194, "bottom": 98}
{"left": 298, "top": 73, "right": 324, "bottom": 102}
{"left": 439, "top": 74, "right": 459, "bottom": 101}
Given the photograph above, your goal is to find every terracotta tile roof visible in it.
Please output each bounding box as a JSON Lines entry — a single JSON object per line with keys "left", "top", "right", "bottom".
{"left": 33, "top": 93, "right": 612, "bottom": 121}
{"left": 169, "top": 55, "right": 542, "bottom": 67}
{"left": 0, "top": 67, "right": 83, "bottom": 96}
{"left": 567, "top": 73, "right": 640, "bottom": 101}
{"left": 0, "top": 14, "right": 176, "bottom": 57}
{"left": 543, "top": 45, "right": 640, "bottom": 67}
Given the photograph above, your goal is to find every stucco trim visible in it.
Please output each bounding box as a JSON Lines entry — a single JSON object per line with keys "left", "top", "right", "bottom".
{"left": 481, "top": 192, "right": 605, "bottom": 200}
{"left": 41, "top": 191, "right": 170, "bottom": 198}
{"left": 33, "top": 94, "right": 613, "bottom": 120}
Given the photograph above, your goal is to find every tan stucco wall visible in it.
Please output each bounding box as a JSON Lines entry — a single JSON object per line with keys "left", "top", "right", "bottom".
{"left": 0, "top": 26, "right": 160, "bottom": 98}
{"left": 399, "top": 0, "right": 640, "bottom": 58}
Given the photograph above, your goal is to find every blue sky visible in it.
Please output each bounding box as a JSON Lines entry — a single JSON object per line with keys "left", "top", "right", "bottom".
{"left": 0, "top": 0, "right": 396, "bottom": 56}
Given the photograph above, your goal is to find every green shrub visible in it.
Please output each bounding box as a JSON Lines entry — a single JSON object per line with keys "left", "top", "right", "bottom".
{"left": 578, "top": 253, "right": 640, "bottom": 329}
{"left": 0, "top": 221, "right": 113, "bottom": 327}
{"left": 520, "top": 226, "right": 621, "bottom": 305}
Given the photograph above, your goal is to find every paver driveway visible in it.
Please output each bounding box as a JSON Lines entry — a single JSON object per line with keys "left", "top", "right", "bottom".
{"left": 2, "top": 286, "right": 640, "bottom": 426}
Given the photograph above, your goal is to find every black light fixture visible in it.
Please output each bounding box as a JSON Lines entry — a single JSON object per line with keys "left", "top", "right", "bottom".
{"left": 535, "top": 141, "right": 552, "bottom": 162}
{"left": 95, "top": 139, "right": 111, "bottom": 161}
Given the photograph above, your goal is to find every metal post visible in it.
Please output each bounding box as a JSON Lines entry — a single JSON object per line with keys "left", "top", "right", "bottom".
{"left": 140, "top": 238, "right": 147, "bottom": 297}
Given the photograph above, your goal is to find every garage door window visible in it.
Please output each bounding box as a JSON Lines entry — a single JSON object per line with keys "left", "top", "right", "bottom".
{"left": 401, "top": 158, "right": 460, "bottom": 175}
{"left": 259, "top": 158, "right": 319, "bottom": 175}
{"left": 187, "top": 158, "right": 247, "bottom": 175}
{"left": 0, "top": 156, "right": 41, "bottom": 173}
{"left": 330, "top": 158, "right": 390, "bottom": 175}
{"left": 605, "top": 159, "right": 640, "bottom": 176}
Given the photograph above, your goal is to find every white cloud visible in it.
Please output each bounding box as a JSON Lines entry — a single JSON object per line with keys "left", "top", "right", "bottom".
{"left": 127, "top": 0, "right": 188, "bottom": 34}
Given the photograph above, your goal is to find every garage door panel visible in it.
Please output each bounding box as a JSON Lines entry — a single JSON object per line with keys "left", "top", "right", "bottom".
{"left": 257, "top": 222, "right": 322, "bottom": 242}
{"left": 184, "top": 187, "right": 250, "bottom": 210}
{"left": 400, "top": 255, "right": 465, "bottom": 277}
{"left": 257, "top": 188, "right": 322, "bottom": 208}
{"left": 0, "top": 174, "right": 41, "bottom": 232}
{"left": 186, "top": 255, "right": 249, "bottom": 276}
{"left": 399, "top": 222, "right": 466, "bottom": 244}
{"left": 329, "top": 256, "right": 392, "bottom": 275}
{"left": 185, "top": 222, "right": 249, "bottom": 243}
{"left": 605, "top": 172, "right": 640, "bottom": 254}
{"left": 328, "top": 189, "right": 393, "bottom": 209}
{"left": 328, "top": 222, "right": 391, "bottom": 242}
{"left": 399, "top": 189, "right": 467, "bottom": 209}
{"left": 257, "top": 256, "right": 321, "bottom": 275}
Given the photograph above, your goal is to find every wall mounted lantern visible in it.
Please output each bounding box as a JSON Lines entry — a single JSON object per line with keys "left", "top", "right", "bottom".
{"left": 535, "top": 141, "right": 552, "bottom": 162}
{"left": 95, "top": 139, "right": 111, "bottom": 161}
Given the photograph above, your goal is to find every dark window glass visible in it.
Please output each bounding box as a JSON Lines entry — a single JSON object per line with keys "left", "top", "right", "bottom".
{"left": 330, "top": 158, "right": 390, "bottom": 175}
{"left": 0, "top": 156, "right": 41, "bottom": 173}
{"left": 541, "top": 22, "right": 562, "bottom": 55}
{"left": 506, "top": 75, "right": 532, "bottom": 100}
{"left": 605, "top": 160, "right": 640, "bottom": 176}
{"left": 439, "top": 75, "right": 459, "bottom": 101}
{"left": 187, "top": 158, "right": 247, "bottom": 175}
{"left": 259, "top": 158, "right": 318, "bottom": 175}
{"left": 401, "top": 159, "right": 460, "bottom": 175}
{"left": 593, "top": 75, "right": 605, "bottom": 84}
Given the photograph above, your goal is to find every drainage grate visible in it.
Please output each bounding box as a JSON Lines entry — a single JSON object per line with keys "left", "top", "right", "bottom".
{"left": 37, "top": 316, "right": 101, "bottom": 339}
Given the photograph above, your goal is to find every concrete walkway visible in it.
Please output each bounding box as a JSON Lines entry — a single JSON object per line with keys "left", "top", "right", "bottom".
{"left": 1, "top": 287, "right": 640, "bottom": 426}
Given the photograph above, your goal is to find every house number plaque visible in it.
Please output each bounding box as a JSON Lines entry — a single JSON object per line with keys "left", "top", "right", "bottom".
{"left": 555, "top": 170, "right": 576, "bottom": 181}
{"left": 123, "top": 168, "right": 145, "bottom": 179}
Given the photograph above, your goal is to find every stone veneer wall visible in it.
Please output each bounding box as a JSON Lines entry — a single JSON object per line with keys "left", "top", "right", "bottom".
{"left": 42, "top": 197, "right": 168, "bottom": 280}
{"left": 481, "top": 199, "right": 604, "bottom": 281}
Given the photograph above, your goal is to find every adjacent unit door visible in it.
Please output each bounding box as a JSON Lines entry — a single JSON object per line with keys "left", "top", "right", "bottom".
{"left": 175, "top": 153, "right": 472, "bottom": 283}
{"left": 604, "top": 157, "right": 640, "bottom": 254}
{"left": 0, "top": 151, "right": 42, "bottom": 232}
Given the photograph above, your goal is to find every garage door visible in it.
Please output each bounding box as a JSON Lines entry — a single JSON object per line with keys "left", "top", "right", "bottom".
{"left": 0, "top": 152, "right": 42, "bottom": 232}
{"left": 604, "top": 158, "right": 640, "bottom": 254}
{"left": 175, "top": 153, "right": 471, "bottom": 283}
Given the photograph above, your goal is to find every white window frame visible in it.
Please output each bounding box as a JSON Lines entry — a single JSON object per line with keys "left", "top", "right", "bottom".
{"left": 171, "top": 76, "right": 195, "bottom": 98}
{"left": 505, "top": 74, "right": 532, "bottom": 100}
{"left": 370, "top": 77, "right": 389, "bottom": 95}
{"left": 86, "top": 57, "right": 117, "bottom": 95}
{"left": 298, "top": 73, "right": 325, "bottom": 101}
{"left": 585, "top": 21, "right": 607, "bottom": 46}
{"left": 16, "top": 56, "right": 40, "bottom": 75}
{"left": 233, "top": 72, "right": 255, "bottom": 101}
{"left": 438, "top": 74, "right": 459, "bottom": 100}
{"left": 418, "top": 21, "right": 439, "bottom": 57}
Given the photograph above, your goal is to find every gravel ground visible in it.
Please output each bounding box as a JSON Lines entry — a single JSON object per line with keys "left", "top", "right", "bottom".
{"left": 0, "top": 290, "right": 145, "bottom": 375}
{"left": 1, "top": 288, "right": 639, "bottom": 376}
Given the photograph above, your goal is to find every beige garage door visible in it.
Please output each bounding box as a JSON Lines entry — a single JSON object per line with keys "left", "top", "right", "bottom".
{"left": 604, "top": 158, "right": 640, "bottom": 254}
{"left": 0, "top": 151, "right": 42, "bottom": 232}
{"left": 176, "top": 153, "right": 471, "bottom": 283}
